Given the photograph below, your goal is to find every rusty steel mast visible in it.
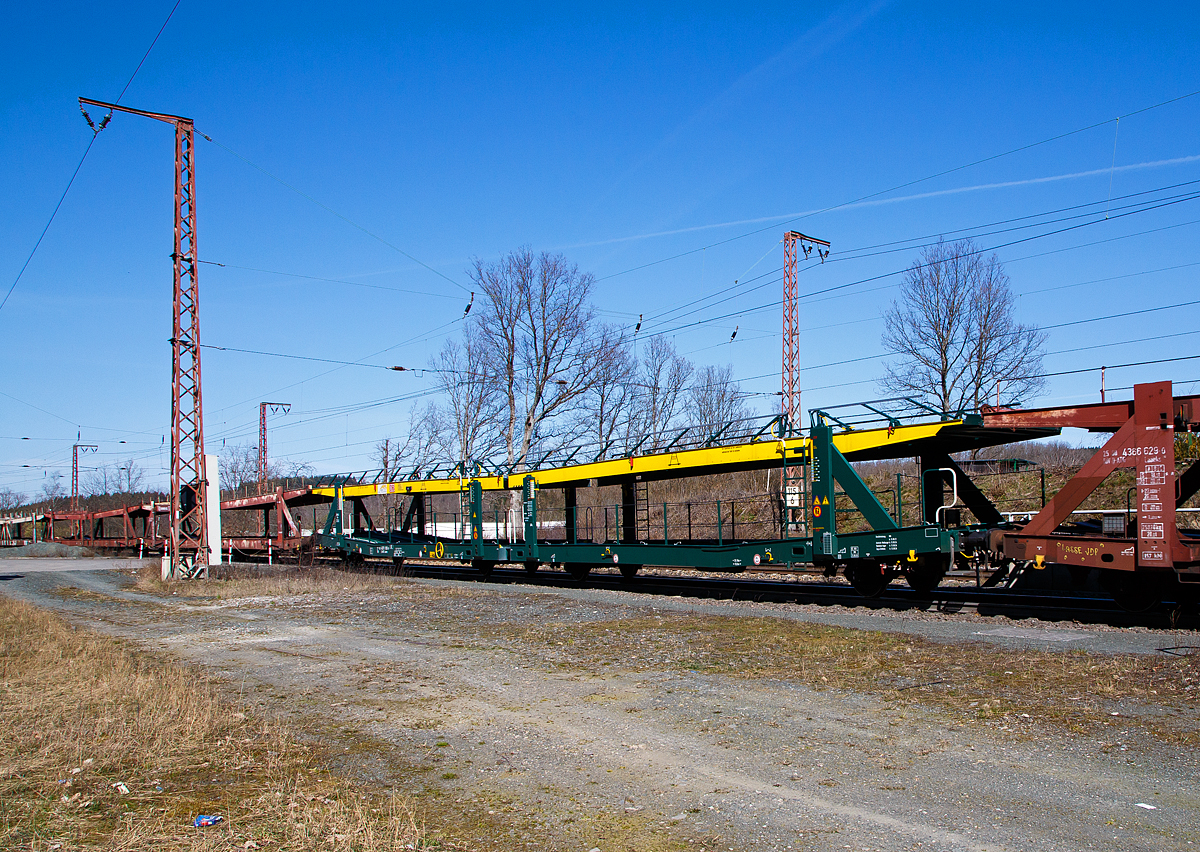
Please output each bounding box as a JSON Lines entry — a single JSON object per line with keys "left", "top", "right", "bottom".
{"left": 257, "top": 402, "right": 291, "bottom": 492}
{"left": 71, "top": 443, "right": 97, "bottom": 511}
{"left": 79, "top": 97, "right": 209, "bottom": 578}
{"left": 781, "top": 231, "right": 829, "bottom": 432}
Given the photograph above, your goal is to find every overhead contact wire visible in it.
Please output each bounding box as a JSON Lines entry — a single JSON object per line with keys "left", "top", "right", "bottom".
{"left": 595, "top": 88, "right": 1200, "bottom": 284}
{"left": 197, "top": 134, "right": 470, "bottom": 294}
{"left": 1, "top": 0, "right": 182, "bottom": 318}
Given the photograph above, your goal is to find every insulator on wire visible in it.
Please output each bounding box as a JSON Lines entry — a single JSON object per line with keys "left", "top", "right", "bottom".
{"left": 98, "top": 113, "right": 111, "bottom": 131}
{"left": 730, "top": 325, "right": 738, "bottom": 342}
{"left": 80, "top": 106, "right": 96, "bottom": 131}
{"left": 634, "top": 314, "right": 642, "bottom": 333}
{"left": 464, "top": 292, "right": 474, "bottom": 315}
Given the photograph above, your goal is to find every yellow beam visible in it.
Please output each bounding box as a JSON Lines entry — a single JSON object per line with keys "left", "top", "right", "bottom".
{"left": 314, "top": 420, "right": 955, "bottom": 499}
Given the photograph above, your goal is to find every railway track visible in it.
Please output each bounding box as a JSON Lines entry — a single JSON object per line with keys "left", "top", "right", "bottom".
{"left": 328, "top": 557, "right": 1197, "bottom": 630}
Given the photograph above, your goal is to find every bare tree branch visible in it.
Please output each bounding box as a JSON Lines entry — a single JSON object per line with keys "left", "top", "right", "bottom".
{"left": 39, "top": 474, "right": 65, "bottom": 510}
{"left": 470, "top": 247, "right": 609, "bottom": 472}
{"left": 629, "top": 335, "right": 693, "bottom": 451}
{"left": 0, "top": 487, "right": 23, "bottom": 512}
{"left": 426, "top": 335, "right": 503, "bottom": 469}
{"left": 581, "top": 324, "right": 634, "bottom": 456}
{"left": 114, "top": 459, "right": 146, "bottom": 495}
{"left": 688, "top": 364, "right": 751, "bottom": 438}
{"left": 881, "top": 238, "right": 1045, "bottom": 416}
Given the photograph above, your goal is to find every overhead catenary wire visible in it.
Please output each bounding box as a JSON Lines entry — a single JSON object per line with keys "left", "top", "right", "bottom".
{"left": 206, "top": 315, "right": 466, "bottom": 418}
{"left": 0, "top": 0, "right": 181, "bottom": 318}
{"left": 784, "top": 192, "right": 1200, "bottom": 310}
{"left": 640, "top": 207, "right": 1200, "bottom": 343}
{"left": 728, "top": 296, "right": 1200, "bottom": 391}
{"left": 267, "top": 352, "right": 1200, "bottom": 472}
{"left": 798, "top": 359, "right": 1200, "bottom": 400}
{"left": 824, "top": 180, "right": 1200, "bottom": 265}
{"left": 629, "top": 179, "right": 1200, "bottom": 342}
{"left": 198, "top": 260, "right": 461, "bottom": 300}
{"left": 196, "top": 132, "right": 471, "bottom": 294}
{"left": 593, "top": 87, "right": 1200, "bottom": 284}
{"left": 24, "top": 235, "right": 1199, "bottom": 479}
{"left": 198, "top": 343, "right": 449, "bottom": 373}
{"left": 227, "top": 275, "right": 1200, "bottom": 452}
{"left": 797, "top": 257, "right": 1200, "bottom": 312}
{"left": 0, "top": 137, "right": 99, "bottom": 317}
{"left": 629, "top": 176, "right": 1200, "bottom": 335}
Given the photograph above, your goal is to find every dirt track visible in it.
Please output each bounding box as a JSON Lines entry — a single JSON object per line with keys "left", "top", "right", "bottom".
{"left": 2, "top": 558, "right": 1198, "bottom": 851}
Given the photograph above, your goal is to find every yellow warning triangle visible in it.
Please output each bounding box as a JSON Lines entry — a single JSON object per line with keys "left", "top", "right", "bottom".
{"left": 822, "top": 496, "right": 829, "bottom": 505}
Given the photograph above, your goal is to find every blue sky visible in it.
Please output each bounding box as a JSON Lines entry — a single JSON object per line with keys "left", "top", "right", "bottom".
{"left": 3, "top": 1, "right": 1199, "bottom": 496}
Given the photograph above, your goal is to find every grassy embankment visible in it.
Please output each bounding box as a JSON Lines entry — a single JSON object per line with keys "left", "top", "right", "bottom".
{"left": 0, "top": 596, "right": 426, "bottom": 851}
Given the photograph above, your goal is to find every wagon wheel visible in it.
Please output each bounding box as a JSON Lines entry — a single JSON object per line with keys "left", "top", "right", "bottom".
{"left": 845, "top": 561, "right": 893, "bottom": 598}
{"left": 473, "top": 559, "right": 495, "bottom": 580}
{"left": 1099, "top": 569, "right": 1162, "bottom": 613}
{"left": 619, "top": 563, "right": 641, "bottom": 580}
{"left": 566, "top": 562, "right": 591, "bottom": 582}
{"left": 903, "top": 555, "right": 946, "bottom": 595}
{"left": 524, "top": 560, "right": 539, "bottom": 575}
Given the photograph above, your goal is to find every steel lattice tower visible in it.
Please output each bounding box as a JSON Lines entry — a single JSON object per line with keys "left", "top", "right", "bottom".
{"left": 781, "top": 231, "right": 829, "bottom": 433}
{"left": 259, "top": 403, "right": 269, "bottom": 490}
{"left": 171, "top": 116, "right": 208, "bottom": 577}
{"left": 257, "top": 403, "right": 290, "bottom": 493}
{"left": 79, "top": 98, "right": 210, "bottom": 578}
{"left": 782, "top": 232, "right": 801, "bottom": 431}
{"left": 72, "top": 443, "right": 97, "bottom": 511}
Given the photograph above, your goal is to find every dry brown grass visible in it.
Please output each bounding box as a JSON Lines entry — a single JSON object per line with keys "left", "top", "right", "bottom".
{"left": 0, "top": 597, "right": 429, "bottom": 851}
{"left": 134, "top": 565, "right": 402, "bottom": 601}
{"left": 500, "top": 613, "right": 1200, "bottom": 745}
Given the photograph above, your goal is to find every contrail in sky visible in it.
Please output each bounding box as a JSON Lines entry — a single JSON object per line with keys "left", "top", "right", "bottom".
{"left": 564, "top": 153, "right": 1200, "bottom": 249}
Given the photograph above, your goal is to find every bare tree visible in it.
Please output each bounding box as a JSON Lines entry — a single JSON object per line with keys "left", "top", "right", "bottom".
{"left": 281, "top": 458, "right": 315, "bottom": 479}
{"left": 40, "top": 474, "right": 66, "bottom": 510}
{"left": 470, "top": 247, "right": 611, "bottom": 472}
{"left": 881, "top": 238, "right": 1045, "bottom": 416}
{"left": 374, "top": 409, "right": 439, "bottom": 525}
{"left": 472, "top": 250, "right": 527, "bottom": 472}
{"left": 114, "top": 459, "right": 146, "bottom": 495}
{"left": 688, "top": 364, "right": 751, "bottom": 438}
{"left": 220, "top": 444, "right": 261, "bottom": 493}
{"left": 84, "top": 464, "right": 117, "bottom": 497}
{"left": 425, "top": 334, "right": 503, "bottom": 468}
{"left": 374, "top": 436, "right": 400, "bottom": 526}
{"left": 630, "top": 336, "right": 694, "bottom": 451}
{"left": 581, "top": 326, "right": 634, "bottom": 457}
{"left": 0, "top": 487, "right": 23, "bottom": 512}
{"left": 219, "top": 445, "right": 309, "bottom": 494}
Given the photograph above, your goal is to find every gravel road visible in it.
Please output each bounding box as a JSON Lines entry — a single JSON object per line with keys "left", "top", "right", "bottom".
{"left": 2, "top": 557, "right": 1197, "bottom": 852}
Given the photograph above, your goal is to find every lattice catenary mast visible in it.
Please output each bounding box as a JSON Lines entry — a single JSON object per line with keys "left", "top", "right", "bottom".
{"left": 781, "top": 231, "right": 830, "bottom": 432}
{"left": 79, "top": 97, "right": 209, "bottom": 579}
{"left": 71, "top": 443, "right": 97, "bottom": 511}
{"left": 258, "top": 402, "right": 291, "bottom": 491}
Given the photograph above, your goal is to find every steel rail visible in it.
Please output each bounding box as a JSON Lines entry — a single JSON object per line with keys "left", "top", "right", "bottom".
{"left": 323, "top": 557, "right": 1192, "bottom": 629}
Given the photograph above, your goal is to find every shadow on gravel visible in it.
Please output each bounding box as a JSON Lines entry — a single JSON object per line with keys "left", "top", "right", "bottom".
{"left": 392, "top": 562, "right": 1200, "bottom": 630}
